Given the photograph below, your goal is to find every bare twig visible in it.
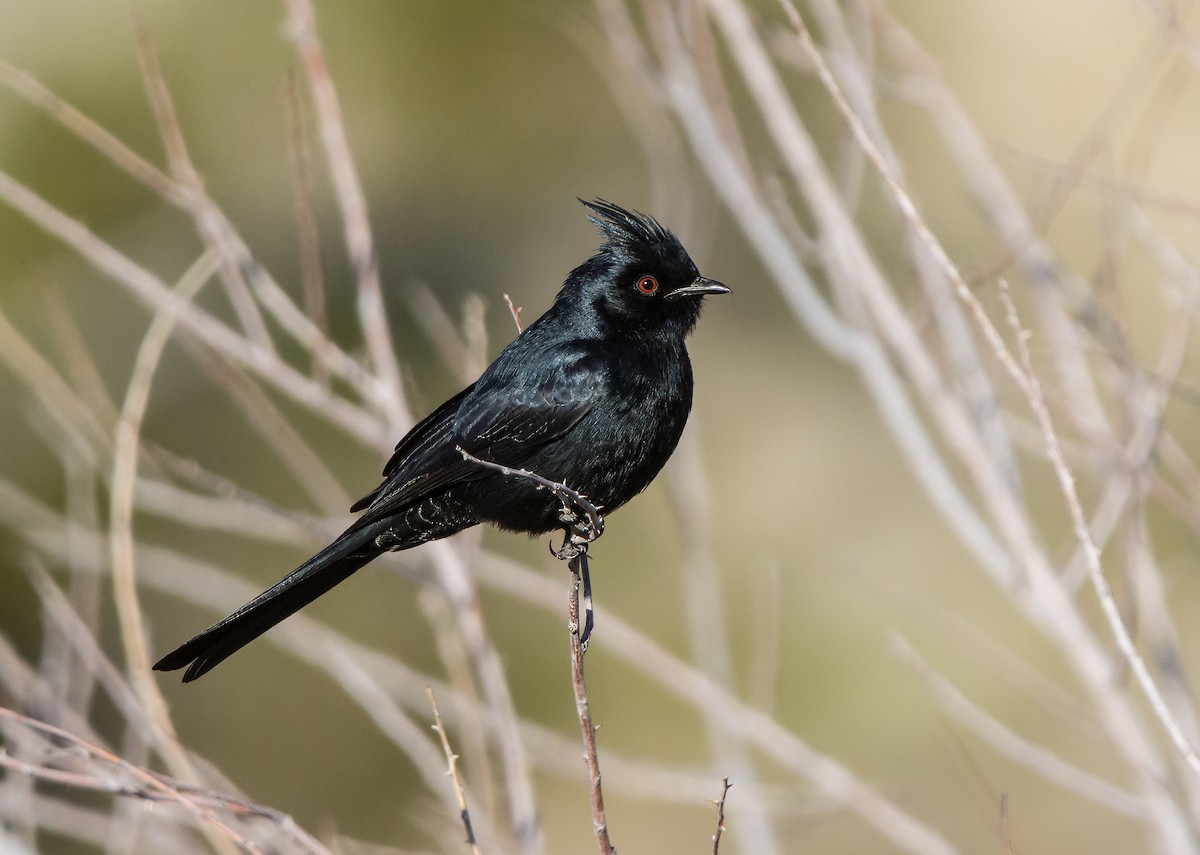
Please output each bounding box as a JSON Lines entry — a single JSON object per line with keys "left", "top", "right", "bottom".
{"left": 427, "top": 687, "right": 481, "bottom": 855}
{"left": 9, "top": 4, "right": 1200, "bottom": 853}
{"left": 420, "top": 591, "right": 499, "bottom": 828}
{"left": 283, "top": 68, "right": 331, "bottom": 387}
{"left": 131, "top": 15, "right": 273, "bottom": 352}
{"left": 0, "top": 169, "right": 388, "bottom": 449}
{"left": 2, "top": 479, "right": 816, "bottom": 813}
{"left": 567, "top": 548, "right": 615, "bottom": 855}
{"left": 0, "top": 707, "right": 280, "bottom": 855}
{"left": 767, "top": 6, "right": 1197, "bottom": 846}
{"left": 423, "top": 538, "right": 543, "bottom": 852}
{"left": 630, "top": 0, "right": 1017, "bottom": 599}
{"left": 0, "top": 58, "right": 188, "bottom": 204}
{"left": 892, "top": 635, "right": 1146, "bottom": 816}
{"left": 321, "top": 642, "right": 508, "bottom": 851}
{"left": 0, "top": 298, "right": 111, "bottom": 458}
{"left": 477, "top": 551, "right": 959, "bottom": 855}
{"left": 107, "top": 252, "right": 238, "bottom": 855}
{"left": 503, "top": 294, "right": 524, "bottom": 333}
{"left": 3, "top": 471, "right": 932, "bottom": 847}
{"left": 996, "top": 280, "right": 1200, "bottom": 778}
{"left": 710, "top": 777, "right": 732, "bottom": 855}
{"left": 403, "top": 282, "right": 483, "bottom": 385}
{"left": 0, "top": 57, "right": 375, "bottom": 401}
{"left": 282, "top": 0, "right": 408, "bottom": 435}
{"left": 182, "top": 344, "right": 351, "bottom": 515}
{"left": 456, "top": 447, "right": 604, "bottom": 545}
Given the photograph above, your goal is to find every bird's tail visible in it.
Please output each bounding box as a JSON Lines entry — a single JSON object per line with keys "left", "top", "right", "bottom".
{"left": 153, "top": 519, "right": 392, "bottom": 682}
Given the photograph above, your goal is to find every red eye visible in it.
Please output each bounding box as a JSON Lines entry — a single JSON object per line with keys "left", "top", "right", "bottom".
{"left": 636, "top": 275, "right": 659, "bottom": 295}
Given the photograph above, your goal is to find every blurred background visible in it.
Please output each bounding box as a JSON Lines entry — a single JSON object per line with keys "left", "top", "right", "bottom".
{"left": 4, "top": 0, "right": 1200, "bottom": 853}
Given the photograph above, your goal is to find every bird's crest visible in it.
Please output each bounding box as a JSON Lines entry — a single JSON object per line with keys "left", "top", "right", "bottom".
{"left": 581, "top": 198, "right": 674, "bottom": 253}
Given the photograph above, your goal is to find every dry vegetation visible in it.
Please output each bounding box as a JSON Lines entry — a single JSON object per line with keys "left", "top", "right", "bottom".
{"left": 3, "top": 0, "right": 1200, "bottom": 853}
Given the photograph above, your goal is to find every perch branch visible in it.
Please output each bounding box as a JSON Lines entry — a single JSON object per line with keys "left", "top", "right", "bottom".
{"left": 455, "top": 447, "right": 604, "bottom": 548}
{"left": 568, "top": 547, "right": 616, "bottom": 855}
{"left": 453, "top": 446, "right": 612, "bottom": 851}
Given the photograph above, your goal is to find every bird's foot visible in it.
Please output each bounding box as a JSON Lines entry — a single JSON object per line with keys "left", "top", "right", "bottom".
{"left": 557, "top": 500, "right": 604, "bottom": 546}
{"left": 550, "top": 529, "right": 589, "bottom": 560}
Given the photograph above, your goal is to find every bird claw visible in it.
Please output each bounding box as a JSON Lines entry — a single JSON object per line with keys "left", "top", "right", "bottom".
{"left": 556, "top": 507, "right": 603, "bottom": 546}
{"left": 549, "top": 530, "right": 588, "bottom": 560}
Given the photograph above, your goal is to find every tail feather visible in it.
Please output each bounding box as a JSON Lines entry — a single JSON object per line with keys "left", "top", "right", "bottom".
{"left": 154, "top": 521, "right": 388, "bottom": 681}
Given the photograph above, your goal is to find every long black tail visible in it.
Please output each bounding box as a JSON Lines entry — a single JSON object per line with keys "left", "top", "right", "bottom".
{"left": 154, "top": 519, "right": 391, "bottom": 682}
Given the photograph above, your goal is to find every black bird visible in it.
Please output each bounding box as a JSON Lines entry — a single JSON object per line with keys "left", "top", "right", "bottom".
{"left": 154, "top": 199, "right": 729, "bottom": 682}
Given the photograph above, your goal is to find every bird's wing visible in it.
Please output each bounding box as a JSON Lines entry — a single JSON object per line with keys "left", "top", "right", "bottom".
{"left": 352, "top": 354, "right": 602, "bottom": 523}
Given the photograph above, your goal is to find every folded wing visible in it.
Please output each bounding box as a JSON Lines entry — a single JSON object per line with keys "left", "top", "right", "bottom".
{"left": 351, "top": 353, "right": 603, "bottom": 527}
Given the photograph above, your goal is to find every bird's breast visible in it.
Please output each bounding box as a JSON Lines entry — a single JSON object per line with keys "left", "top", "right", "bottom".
{"left": 550, "top": 348, "right": 693, "bottom": 508}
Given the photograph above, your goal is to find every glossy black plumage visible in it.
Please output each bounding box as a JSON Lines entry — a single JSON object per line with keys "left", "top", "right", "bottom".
{"left": 154, "top": 199, "right": 729, "bottom": 681}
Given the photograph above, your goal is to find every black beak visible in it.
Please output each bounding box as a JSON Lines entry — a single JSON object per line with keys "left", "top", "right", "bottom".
{"left": 665, "top": 276, "right": 731, "bottom": 300}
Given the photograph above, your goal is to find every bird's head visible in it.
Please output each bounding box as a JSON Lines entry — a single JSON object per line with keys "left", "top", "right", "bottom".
{"left": 561, "top": 199, "right": 729, "bottom": 338}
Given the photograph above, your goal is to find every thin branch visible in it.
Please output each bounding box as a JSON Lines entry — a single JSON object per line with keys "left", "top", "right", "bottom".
{"left": 892, "top": 636, "right": 1147, "bottom": 816}
{"left": 427, "top": 687, "right": 482, "bottom": 855}
{"left": 110, "top": 253, "right": 216, "bottom": 688}
{"left": 107, "top": 252, "right": 237, "bottom": 855}
{"left": 420, "top": 589, "right": 499, "bottom": 829}
{"left": 1, "top": 473, "right": 934, "bottom": 841}
{"left": 0, "top": 57, "right": 379, "bottom": 405}
{"left": 456, "top": 447, "right": 604, "bottom": 544}
{"left": 23, "top": 562, "right": 150, "bottom": 751}
{"left": 0, "top": 298, "right": 111, "bottom": 458}
{"left": 873, "top": 6, "right": 1110, "bottom": 435}
{"left": 131, "top": 14, "right": 273, "bottom": 352}
{"left": 710, "top": 777, "right": 732, "bottom": 855}
{"left": 476, "top": 553, "right": 960, "bottom": 855}
{"left": 318, "top": 644, "right": 507, "bottom": 851}
{"left": 424, "top": 538, "right": 543, "bottom": 852}
{"left": 567, "top": 549, "right": 615, "bottom": 855}
{"left": 283, "top": 67, "right": 331, "bottom": 387}
{"left": 504, "top": 294, "right": 524, "bottom": 333}
{"left": 996, "top": 280, "right": 1200, "bottom": 778}
{"left": 0, "top": 57, "right": 189, "bottom": 205}
{"left": 771, "top": 7, "right": 1198, "bottom": 845}
{"left": 632, "top": 0, "right": 1018, "bottom": 596}
{"left": 0, "top": 707, "right": 276, "bottom": 855}
{"left": 183, "top": 342, "right": 351, "bottom": 515}
{"left": 281, "top": 0, "right": 407, "bottom": 435}
{"left": 403, "top": 282, "right": 480, "bottom": 386}
{"left": 774, "top": 0, "right": 1028, "bottom": 396}
{"left": 0, "top": 168, "right": 388, "bottom": 450}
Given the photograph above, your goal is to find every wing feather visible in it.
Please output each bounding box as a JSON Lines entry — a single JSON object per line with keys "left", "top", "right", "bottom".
{"left": 352, "top": 355, "right": 601, "bottom": 525}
